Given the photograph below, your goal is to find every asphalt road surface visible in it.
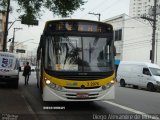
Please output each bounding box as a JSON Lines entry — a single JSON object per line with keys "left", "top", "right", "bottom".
{"left": 0, "top": 72, "right": 160, "bottom": 120}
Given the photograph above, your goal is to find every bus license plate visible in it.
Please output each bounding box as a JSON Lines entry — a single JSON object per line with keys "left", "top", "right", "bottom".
{"left": 77, "top": 93, "right": 89, "bottom": 98}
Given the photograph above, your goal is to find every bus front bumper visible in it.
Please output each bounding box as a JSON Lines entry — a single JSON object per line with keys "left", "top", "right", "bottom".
{"left": 42, "top": 85, "right": 115, "bottom": 102}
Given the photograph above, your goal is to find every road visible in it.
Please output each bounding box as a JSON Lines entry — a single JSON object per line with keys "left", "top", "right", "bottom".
{"left": 0, "top": 72, "right": 160, "bottom": 120}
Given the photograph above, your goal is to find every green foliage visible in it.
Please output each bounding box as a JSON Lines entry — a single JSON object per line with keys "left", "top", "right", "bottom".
{"left": 0, "top": 0, "right": 7, "bottom": 13}
{"left": 0, "top": 0, "right": 86, "bottom": 25}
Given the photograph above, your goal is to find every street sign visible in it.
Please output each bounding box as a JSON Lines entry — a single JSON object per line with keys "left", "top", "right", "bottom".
{"left": 16, "top": 49, "right": 25, "bottom": 53}
{"left": 21, "top": 18, "right": 39, "bottom": 26}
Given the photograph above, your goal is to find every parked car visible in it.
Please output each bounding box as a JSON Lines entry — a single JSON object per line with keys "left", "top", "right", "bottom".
{"left": 117, "top": 61, "right": 160, "bottom": 91}
{"left": 31, "top": 65, "right": 36, "bottom": 71}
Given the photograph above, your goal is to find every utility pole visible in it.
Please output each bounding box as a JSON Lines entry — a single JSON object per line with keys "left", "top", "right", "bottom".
{"left": 141, "top": 0, "right": 157, "bottom": 63}
{"left": 151, "top": 0, "right": 157, "bottom": 63}
{"left": 88, "top": 12, "right": 101, "bottom": 21}
{"left": 3, "top": 0, "right": 10, "bottom": 51}
{"left": 10, "top": 28, "right": 22, "bottom": 52}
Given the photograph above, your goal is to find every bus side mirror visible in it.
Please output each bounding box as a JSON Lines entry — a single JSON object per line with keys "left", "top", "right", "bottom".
{"left": 114, "top": 46, "right": 116, "bottom": 56}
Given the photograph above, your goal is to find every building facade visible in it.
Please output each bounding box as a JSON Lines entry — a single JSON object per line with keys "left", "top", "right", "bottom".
{"left": 104, "top": 14, "right": 160, "bottom": 65}
{"left": 129, "top": 0, "right": 159, "bottom": 16}
{"left": 129, "top": 0, "right": 160, "bottom": 64}
{"left": 130, "top": 0, "right": 160, "bottom": 29}
{"left": 0, "top": 13, "right": 6, "bottom": 51}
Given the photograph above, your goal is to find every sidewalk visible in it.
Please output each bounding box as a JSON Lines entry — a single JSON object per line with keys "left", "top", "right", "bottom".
{"left": 0, "top": 85, "right": 37, "bottom": 120}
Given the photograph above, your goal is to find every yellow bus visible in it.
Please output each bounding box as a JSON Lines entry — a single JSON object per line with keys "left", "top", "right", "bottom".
{"left": 36, "top": 19, "right": 115, "bottom": 102}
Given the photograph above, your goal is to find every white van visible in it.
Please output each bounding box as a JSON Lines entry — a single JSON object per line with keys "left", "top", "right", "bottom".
{"left": 117, "top": 61, "right": 160, "bottom": 91}
{"left": 0, "top": 52, "right": 19, "bottom": 88}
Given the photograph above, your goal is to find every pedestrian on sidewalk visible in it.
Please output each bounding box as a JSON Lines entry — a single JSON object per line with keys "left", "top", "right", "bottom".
{"left": 23, "top": 62, "right": 31, "bottom": 85}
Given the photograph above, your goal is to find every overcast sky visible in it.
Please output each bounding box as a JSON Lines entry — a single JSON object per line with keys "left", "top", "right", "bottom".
{"left": 8, "top": 0, "right": 130, "bottom": 52}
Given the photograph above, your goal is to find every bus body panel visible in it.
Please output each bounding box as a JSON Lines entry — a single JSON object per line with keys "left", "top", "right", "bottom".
{"left": 41, "top": 71, "right": 115, "bottom": 101}
{"left": 43, "top": 71, "right": 115, "bottom": 88}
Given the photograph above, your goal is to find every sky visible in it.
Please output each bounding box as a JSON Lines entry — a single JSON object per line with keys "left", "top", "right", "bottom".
{"left": 7, "top": 0, "right": 130, "bottom": 52}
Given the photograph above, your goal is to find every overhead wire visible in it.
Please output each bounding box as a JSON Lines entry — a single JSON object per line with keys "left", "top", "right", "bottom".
{"left": 98, "top": 0, "right": 120, "bottom": 13}
{"left": 88, "top": 0, "right": 110, "bottom": 12}
{"left": 80, "top": 0, "right": 110, "bottom": 19}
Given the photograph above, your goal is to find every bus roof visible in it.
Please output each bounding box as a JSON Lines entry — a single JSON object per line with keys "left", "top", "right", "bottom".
{"left": 45, "top": 19, "right": 111, "bottom": 26}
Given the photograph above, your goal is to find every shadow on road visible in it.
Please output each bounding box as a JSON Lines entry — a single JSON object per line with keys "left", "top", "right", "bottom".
{"left": 0, "top": 83, "right": 17, "bottom": 89}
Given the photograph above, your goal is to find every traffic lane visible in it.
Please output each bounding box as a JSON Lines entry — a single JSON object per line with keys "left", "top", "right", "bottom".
{"left": 20, "top": 86, "right": 135, "bottom": 120}
{"left": 0, "top": 84, "right": 36, "bottom": 120}
{"left": 110, "top": 84, "right": 160, "bottom": 114}
{"left": 25, "top": 72, "right": 160, "bottom": 115}
{"left": 19, "top": 72, "right": 146, "bottom": 120}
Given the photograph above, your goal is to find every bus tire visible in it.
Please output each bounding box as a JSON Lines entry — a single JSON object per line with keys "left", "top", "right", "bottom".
{"left": 147, "top": 83, "right": 156, "bottom": 92}
{"left": 120, "top": 79, "right": 125, "bottom": 87}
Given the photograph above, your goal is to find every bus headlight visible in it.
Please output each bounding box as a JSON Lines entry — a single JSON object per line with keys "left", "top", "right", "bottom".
{"left": 102, "top": 80, "right": 115, "bottom": 90}
{"left": 45, "top": 79, "right": 62, "bottom": 91}
{"left": 110, "top": 80, "right": 115, "bottom": 84}
{"left": 46, "top": 80, "right": 51, "bottom": 84}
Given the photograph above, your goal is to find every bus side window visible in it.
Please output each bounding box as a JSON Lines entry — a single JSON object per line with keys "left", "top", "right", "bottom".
{"left": 143, "top": 68, "right": 151, "bottom": 76}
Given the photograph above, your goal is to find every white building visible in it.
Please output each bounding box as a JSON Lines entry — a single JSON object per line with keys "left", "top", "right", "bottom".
{"left": 104, "top": 14, "right": 160, "bottom": 65}
{"left": 129, "top": 0, "right": 160, "bottom": 29}
{"left": 129, "top": 0, "right": 158, "bottom": 16}
{"left": 129, "top": 0, "right": 160, "bottom": 15}
{"left": 129, "top": 0, "right": 160, "bottom": 65}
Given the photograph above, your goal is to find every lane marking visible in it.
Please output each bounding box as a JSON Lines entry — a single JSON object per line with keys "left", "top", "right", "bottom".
{"left": 103, "top": 101, "right": 160, "bottom": 120}
{"left": 21, "top": 94, "right": 39, "bottom": 120}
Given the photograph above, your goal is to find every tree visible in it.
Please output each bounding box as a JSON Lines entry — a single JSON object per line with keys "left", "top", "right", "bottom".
{"left": 0, "top": 0, "right": 86, "bottom": 24}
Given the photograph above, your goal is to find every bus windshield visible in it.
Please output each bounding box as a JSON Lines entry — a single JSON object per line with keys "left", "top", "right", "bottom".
{"left": 45, "top": 36, "right": 112, "bottom": 72}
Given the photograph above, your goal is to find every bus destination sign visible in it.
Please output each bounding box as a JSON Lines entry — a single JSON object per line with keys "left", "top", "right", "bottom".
{"left": 46, "top": 21, "right": 112, "bottom": 33}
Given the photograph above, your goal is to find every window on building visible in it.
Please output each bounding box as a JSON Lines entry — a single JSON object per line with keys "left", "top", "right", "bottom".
{"left": 114, "top": 29, "right": 122, "bottom": 41}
